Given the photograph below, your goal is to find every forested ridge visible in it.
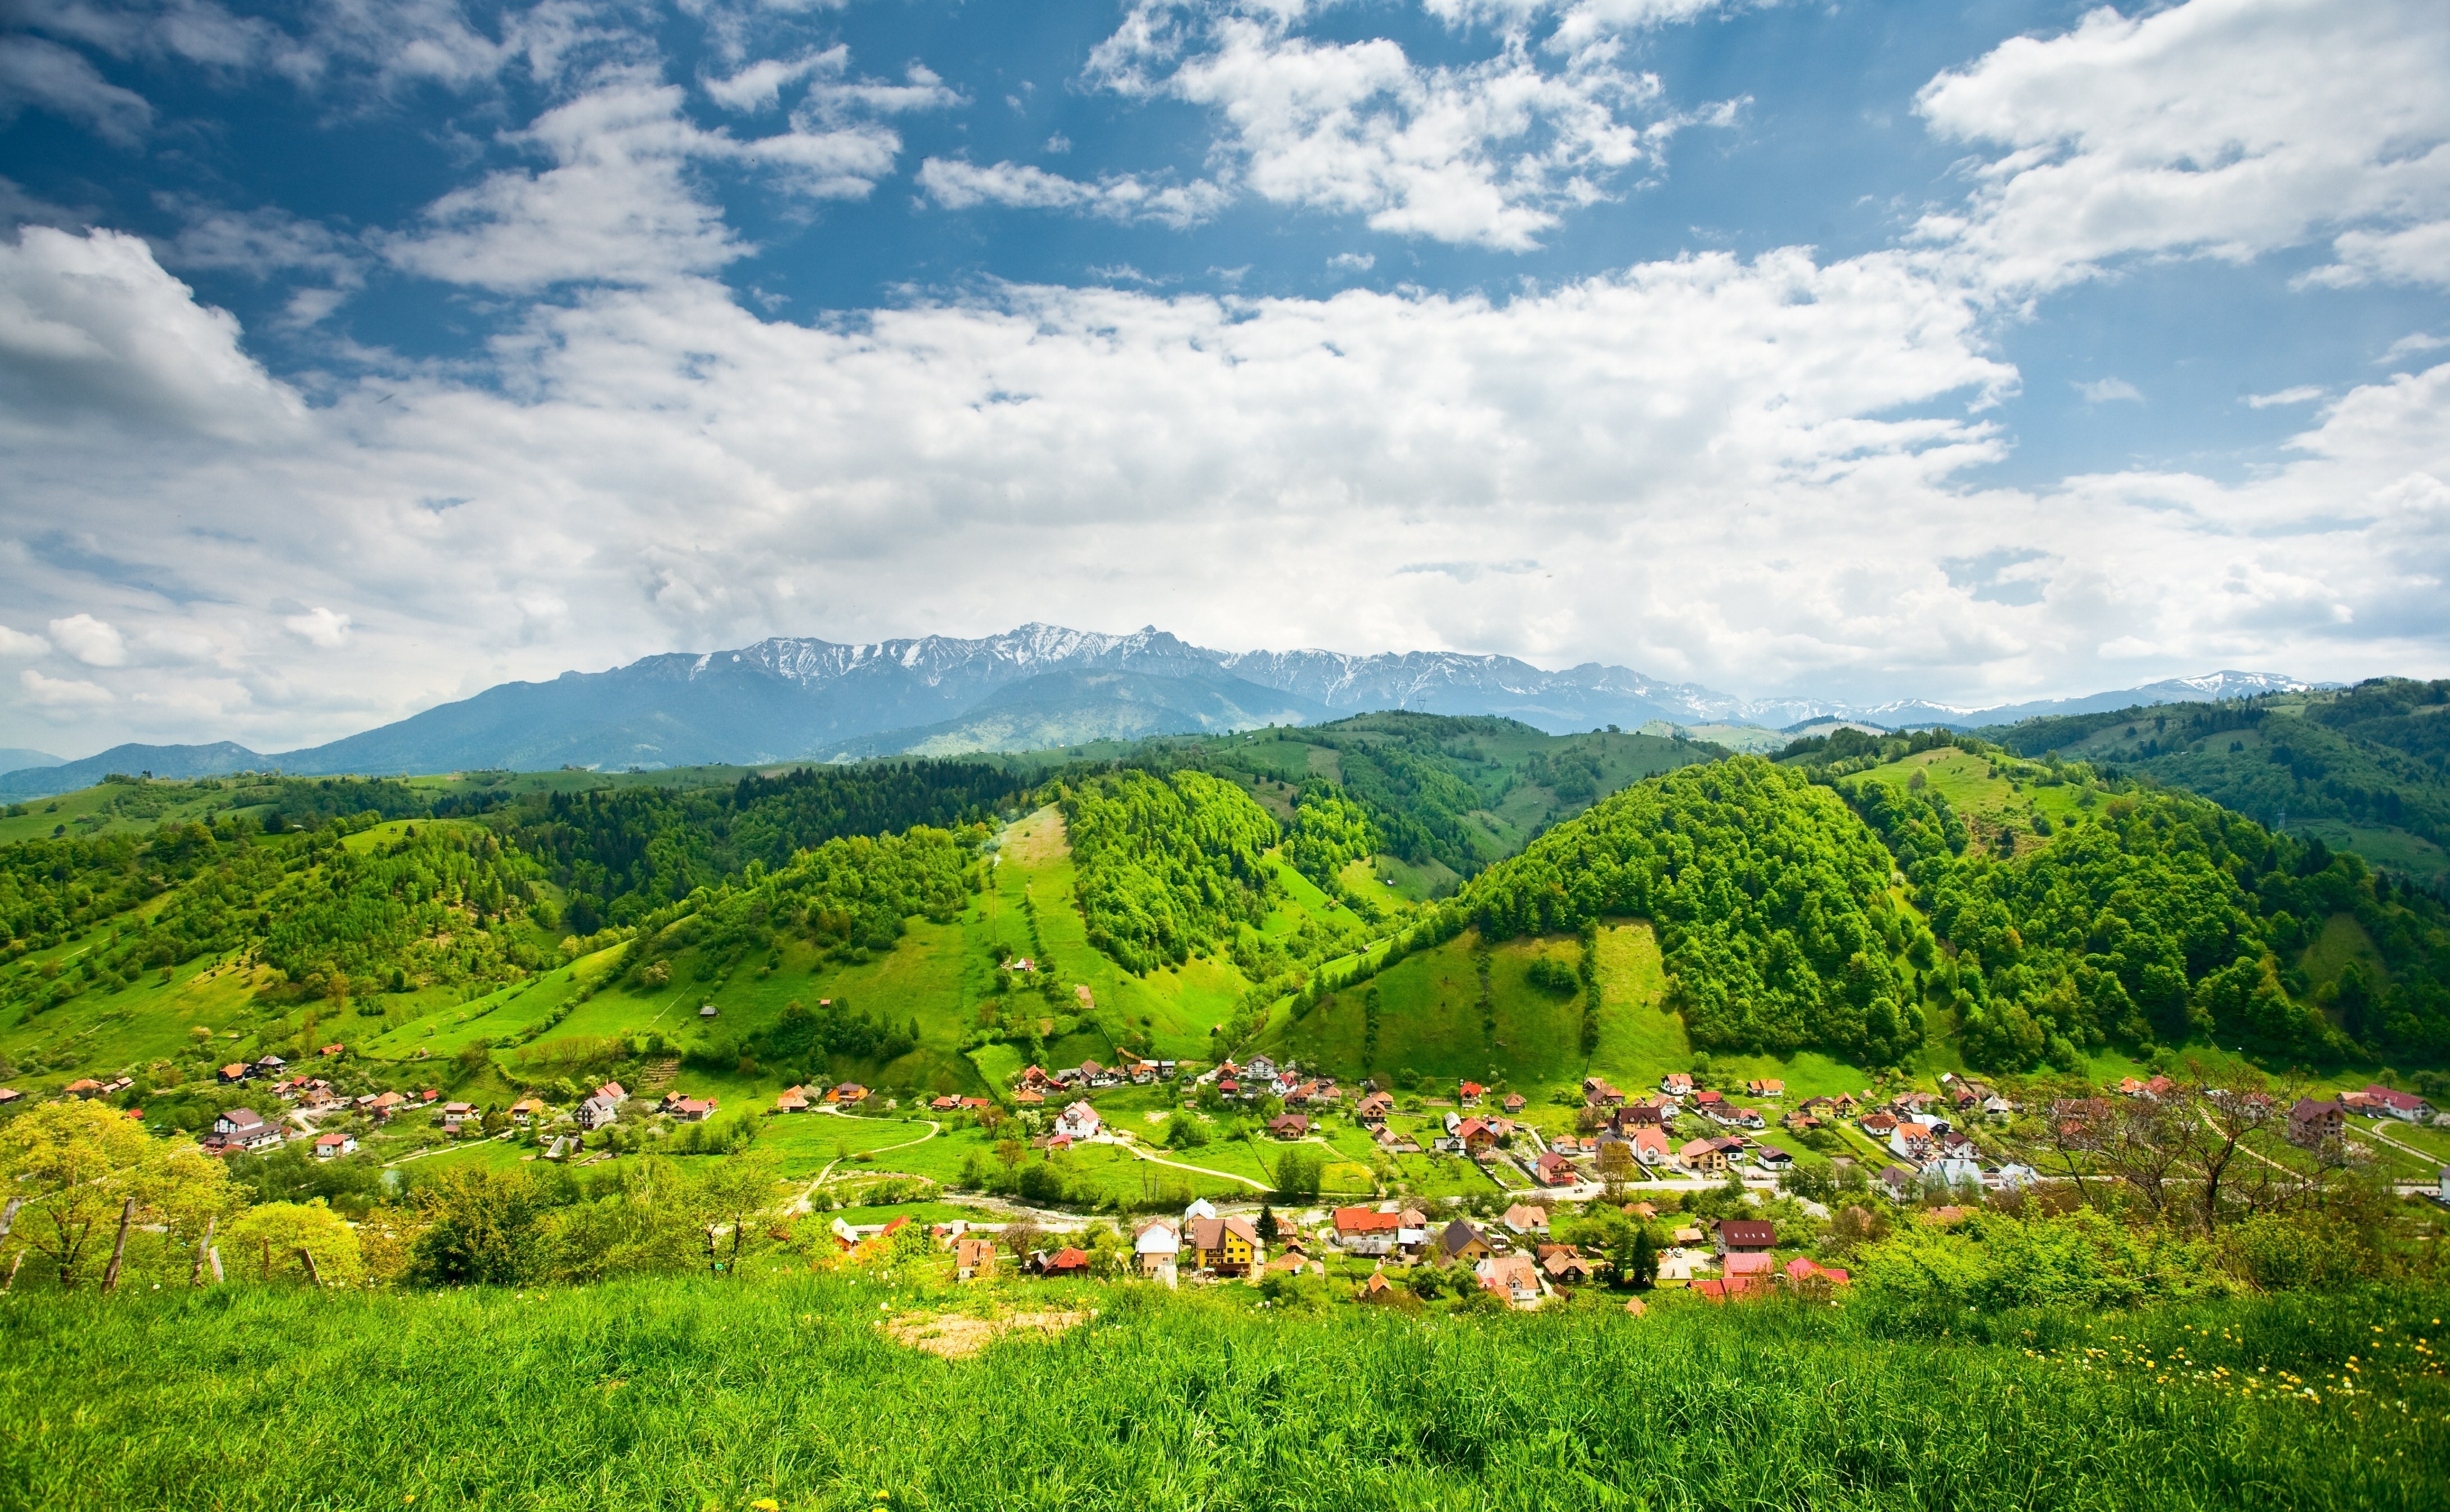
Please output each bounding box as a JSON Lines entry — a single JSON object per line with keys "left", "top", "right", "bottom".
{"left": 1458, "top": 757, "right": 1924, "bottom": 1064}
{"left": 490, "top": 762, "right": 1030, "bottom": 932}
{"left": 1979, "top": 677, "right": 2450, "bottom": 856}
{"left": 1855, "top": 774, "right": 2450, "bottom": 1066}
{"left": 0, "top": 816, "right": 550, "bottom": 1019}
{"left": 1061, "top": 770, "right": 1282, "bottom": 974}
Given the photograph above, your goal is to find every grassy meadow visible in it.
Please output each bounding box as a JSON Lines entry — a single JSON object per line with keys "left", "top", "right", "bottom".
{"left": 2, "top": 1276, "right": 2443, "bottom": 1511}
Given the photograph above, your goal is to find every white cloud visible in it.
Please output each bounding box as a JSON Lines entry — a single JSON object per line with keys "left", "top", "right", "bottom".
{"left": 385, "top": 77, "right": 905, "bottom": 291}
{"left": 1328, "top": 251, "right": 1374, "bottom": 270}
{"left": 2382, "top": 332, "right": 2449, "bottom": 365}
{"left": 0, "top": 625, "right": 51, "bottom": 657}
{"left": 0, "top": 225, "right": 302, "bottom": 439}
{"left": 3, "top": 211, "right": 2447, "bottom": 748}
{"left": 918, "top": 160, "right": 1231, "bottom": 229}
{"left": 705, "top": 47, "right": 963, "bottom": 121}
{"left": 20, "top": 669, "right": 113, "bottom": 706}
{"left": 2244, "top": 385, "right": 2323, "bottom": 408}
{"left": 2073, "top": 377, "right": 2142, "bottom": 405}
{"left": 1084, "top": 2, "right": 1733, "bottom": 250}
{"left": 705, "top": 47, "right": 845, "bottom": 112}
{"left": 48, "top": 612, "right": 128, "bottom": 666}
{"left": 283, "top": 607, "right": 353, "bottom": 647}
{"left": 0, "top": 34, "right": 152, "bottom": 146}
{"left": 2310, "top": 220, "right": 2450, "bottom": 292}
{"left": 1915, "top": 0, "right": 2450, "bottom": 293}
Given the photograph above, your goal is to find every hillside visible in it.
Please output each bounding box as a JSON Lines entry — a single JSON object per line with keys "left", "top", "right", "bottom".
{"left": 7, "top": 1276, "right": 2439, "bottom": 1511}
{"left": 1792, "top": 728, "right": 2450, "bottom": 1066}
{"left": 1972, "top": 678, "right": 2450, "bottom": 892}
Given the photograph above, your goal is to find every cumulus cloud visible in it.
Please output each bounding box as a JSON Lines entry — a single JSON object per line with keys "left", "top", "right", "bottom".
{"left": 2244, "top": 386, "right": 2324, "bottom": 408}
{"left": 0, "top": 625, "right": 52, "bottom": 657}
{"left": 705, "top": 47, "right": 964, "bottom": 119}
{"left": 0, "top": 226, "right": 301, "bottom": 439}
{"left": 20, "top": 669, "right": 113, "bottom": 706}
{"left": 48, "top": 613, "right": 128, "bottom": 666}
{"left": 1914, "top": 0, "right": 2450, "bottom": 293}
{"left": 918, "top": 160, "right": 1231, "bottom": 229}
{"left": 385, "top": 77, "right": 905, "bottom": 291}
{"left": 282, "top": 607, "right": 353, "bottom": 647}
{"left": 1083, "top": 1, "right": 1734, "bottom": 250}
{"left": 2072, "top": 377, "right": 2142, "bottom": 405}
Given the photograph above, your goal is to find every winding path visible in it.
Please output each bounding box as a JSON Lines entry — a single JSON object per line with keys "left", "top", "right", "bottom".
{"left": 790, "top": 1107, "right": 941, "bottom": 1213}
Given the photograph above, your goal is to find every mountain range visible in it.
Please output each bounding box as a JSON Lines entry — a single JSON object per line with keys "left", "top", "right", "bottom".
{"left": 0, "top": 624, "right": 2338, "bottom": 796}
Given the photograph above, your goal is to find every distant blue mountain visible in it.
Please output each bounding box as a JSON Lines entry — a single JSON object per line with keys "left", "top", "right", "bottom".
{"left": 0, "top": 625, "right": 2352, "bottom": 796}
{"left": 0, "top": 742, "right": 266, "bottom": 797}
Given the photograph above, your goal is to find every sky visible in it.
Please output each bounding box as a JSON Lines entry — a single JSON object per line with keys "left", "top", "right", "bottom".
{"left": 1, "top": 0, "right": 2447, "bottom": 758}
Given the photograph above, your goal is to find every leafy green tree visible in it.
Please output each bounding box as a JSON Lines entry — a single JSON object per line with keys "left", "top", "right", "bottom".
{"left": 407, "top": 1167, "right": 546, "bottom": 1286}
{"left": 225, "top": 1200, "right": 361, "bottom": 1285}
{"left": 0, "top": 1100, "right": 228, "bottom": 1289}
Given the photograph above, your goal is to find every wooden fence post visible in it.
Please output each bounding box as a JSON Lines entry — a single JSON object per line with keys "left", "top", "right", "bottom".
{"left": 100, "top": 1196, "right": 137, "bottom": 1294}
{"left": 192, "top": 1216, "right": 218, "bottom": 1286}
{"left": 297, "top": 1247, "right": 324, "bottom": 1288}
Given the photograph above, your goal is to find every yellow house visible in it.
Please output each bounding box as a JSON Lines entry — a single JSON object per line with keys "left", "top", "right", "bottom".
{"left": 1188, "top": 1216, "right": 1260, "bottom": 1276}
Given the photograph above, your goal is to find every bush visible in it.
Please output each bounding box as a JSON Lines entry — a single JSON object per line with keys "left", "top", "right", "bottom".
{"left": 2218, "top": 1213, "right": 2370, "bottom": 1293}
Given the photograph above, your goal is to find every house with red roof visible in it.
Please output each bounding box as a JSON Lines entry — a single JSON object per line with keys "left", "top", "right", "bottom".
{"left": 2359, "top": 1084, "right": 2435, "bottom": 1123}
{"left": 1333, "top": 1206, "right": 1402, "bottom": 1256}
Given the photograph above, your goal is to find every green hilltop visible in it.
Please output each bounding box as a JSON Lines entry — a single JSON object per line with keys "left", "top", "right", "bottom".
{"left": 1970, "top": 676, "right": 2450, "bottom": 892}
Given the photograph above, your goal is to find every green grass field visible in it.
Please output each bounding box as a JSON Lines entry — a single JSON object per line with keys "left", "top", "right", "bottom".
{"left": 3, "top": 1277, "right": 2439, "bottom": 1510}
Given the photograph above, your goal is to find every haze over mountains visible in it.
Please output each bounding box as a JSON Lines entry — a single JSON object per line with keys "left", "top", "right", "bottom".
{"left": 0, "top": 624, "right": 2337, "bottom": 796}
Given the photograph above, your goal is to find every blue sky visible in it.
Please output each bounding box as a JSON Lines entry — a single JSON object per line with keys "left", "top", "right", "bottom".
{"left": 1, "top": 0, "right": 2447, "bottom": 754}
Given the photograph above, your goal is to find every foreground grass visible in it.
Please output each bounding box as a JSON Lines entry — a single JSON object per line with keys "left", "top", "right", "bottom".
{"left": 3, "top": 1280, "right": 2444, "bottom": 1511}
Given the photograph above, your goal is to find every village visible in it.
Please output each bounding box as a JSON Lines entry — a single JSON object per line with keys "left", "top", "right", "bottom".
{"left": 27, "top": 1034, "right": 2437, "bottom": 1313}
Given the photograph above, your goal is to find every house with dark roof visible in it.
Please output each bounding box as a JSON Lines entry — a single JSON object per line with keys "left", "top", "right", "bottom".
{"left": 2288, "top": 1098, "right": 2346, "bottom": 1148}
{"left": 1717, "top": 1220, "right": 1776, "bottom": 1254}
{"left": 1435, "top": 1219, "right": 1493, "bottom": 1265}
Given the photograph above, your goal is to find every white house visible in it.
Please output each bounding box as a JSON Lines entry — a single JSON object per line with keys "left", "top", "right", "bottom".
{"left": 1134, "top": 1219, "right": 1181, "bottom": 1285}
{"left": 575, "top": 1092, "right": 621, "bottom": 1131}
{"left": 313, "top": 1131, "right": 356, "bottom": 1160}
{"left": 1055, "top": 1100, "right": 1102, "bottom": 1140}
{"left": 1924, "top": 1156, "right": 1984, "bottom": 1192}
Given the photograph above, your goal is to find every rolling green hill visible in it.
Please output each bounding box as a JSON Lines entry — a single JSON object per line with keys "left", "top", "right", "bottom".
{"left": 6, "top": 706, "right": 2446, "bottom": 1154}
{"left": 1973, "top": 677, "right": 2450, "bottom": 893}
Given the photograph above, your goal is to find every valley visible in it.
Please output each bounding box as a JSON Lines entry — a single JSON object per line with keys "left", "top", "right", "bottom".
{"left": 6, "top": 703, "right": 2447, "bottom": 1512}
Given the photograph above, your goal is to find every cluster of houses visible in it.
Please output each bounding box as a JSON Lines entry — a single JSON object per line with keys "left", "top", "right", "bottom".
{"left": 2286, "top": 1083, "right": 2443, "bottom": 1147}
{"left": 772, "top": 1081, "right": 871, "bottom": 1115}
{"left": 1839, "top": 1081, "right": 2036, "bottom": 1196}
{"left": 832, "top": 1192, "right": 1862, "bottom": 1311}
{"left": 1011, "top": 1058, "right": 1181, "bottom": 1103}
